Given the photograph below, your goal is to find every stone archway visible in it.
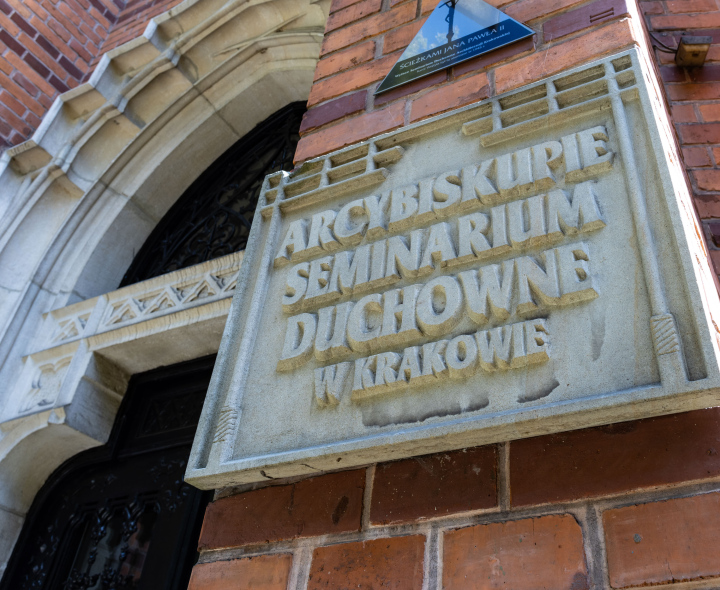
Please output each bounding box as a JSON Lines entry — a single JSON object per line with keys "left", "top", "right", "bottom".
{"left": 0, "top": 0, "right": 327, "bottom": 574}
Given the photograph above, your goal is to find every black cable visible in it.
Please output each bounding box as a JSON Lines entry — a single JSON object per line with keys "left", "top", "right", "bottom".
{"left": 650, "top": 32, "right": 677, "bottom": 53}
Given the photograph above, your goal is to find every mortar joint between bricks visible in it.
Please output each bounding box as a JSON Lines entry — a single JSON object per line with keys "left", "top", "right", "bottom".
{"left": 374, "top": 37, "right": 383, "bottom": 58}
{"left": 562, "top": 504, "right": 602, "bottom": 590}
{"left": 421, "top": 526, "right": 440, "bottom": 590}
{"left": 367, "top": 84, "right": 377, "bottom": 111}
{"left": 497, "top": 442, "right": 510, "bottom": 511}
{"left": 589, "top": 479, "right": 720, "bottom": 515}
{"left": 362, "top": 464, "right": 376, "bottom": 530}
{"left": 588, "top": 503, "right": 612, "bottom": 589}
{"left": 487, "top": 68, "right": 496, "bottom": 98}
{"left": 288, "top": 546, "right": 313, "bottom": 590}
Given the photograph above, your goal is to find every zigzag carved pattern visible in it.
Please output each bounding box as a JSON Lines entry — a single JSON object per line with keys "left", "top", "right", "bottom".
{"left": 103, "top": 270, "right": 240, "bottom": 328}
{"left": 213, "top": 406, "right": 238, "bottom": 443}
{"left": 651, "top": 314, "right": 681, "bottom": 356}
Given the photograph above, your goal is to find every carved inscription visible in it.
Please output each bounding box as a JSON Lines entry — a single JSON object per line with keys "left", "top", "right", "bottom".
{"left": 274, "top": 126, "right": 614, "bottom": 405}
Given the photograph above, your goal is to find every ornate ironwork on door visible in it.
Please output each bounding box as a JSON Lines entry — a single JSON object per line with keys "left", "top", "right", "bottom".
{"left": 1, "top": 357, "right": 216, "bottom": 590}
{"left": 120, "top": 102, "right": 306, "bottom": 286}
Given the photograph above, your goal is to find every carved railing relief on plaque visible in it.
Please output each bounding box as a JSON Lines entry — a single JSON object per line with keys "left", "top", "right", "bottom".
{"left": 187, "top": 50, "right": 720, "bottom": 489}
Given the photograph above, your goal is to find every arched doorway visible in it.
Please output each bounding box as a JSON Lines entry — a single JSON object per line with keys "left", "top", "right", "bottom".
{"left": 120, "top": 102, "right": 305, "bottom": 286}
{"left": 0, "top": 356, "right": 215, "bottom": 590}
{"left": 0, "top": 103, "right": 305, "bottom": 589}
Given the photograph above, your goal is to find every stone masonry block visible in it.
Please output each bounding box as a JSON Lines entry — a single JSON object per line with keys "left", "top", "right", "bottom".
{"left": 190, "top": 48, "right": 720, "bottom": 491}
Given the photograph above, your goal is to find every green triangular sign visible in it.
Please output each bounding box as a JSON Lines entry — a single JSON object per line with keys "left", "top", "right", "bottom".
{"left": 376, "top": 0, "right": 533, "bottom": 94}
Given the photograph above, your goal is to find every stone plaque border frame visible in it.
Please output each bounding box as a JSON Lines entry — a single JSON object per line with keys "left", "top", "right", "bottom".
{"left": 187, "top": 48, "right": 720, "bottom": 489}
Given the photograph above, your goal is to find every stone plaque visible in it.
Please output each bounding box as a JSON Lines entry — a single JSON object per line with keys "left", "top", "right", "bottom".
{"left": 187, "top": 50, "right": 720, "bottom": 489}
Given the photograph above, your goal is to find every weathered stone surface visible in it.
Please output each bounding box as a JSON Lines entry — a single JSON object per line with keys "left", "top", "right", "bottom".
{"left": 187, "top": 50, "right": 720, "bottom": 490}
{"left": 0, "top": 0, "right": 328, "bottom": 571}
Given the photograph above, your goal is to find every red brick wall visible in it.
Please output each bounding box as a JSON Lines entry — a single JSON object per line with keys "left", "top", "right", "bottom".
{"left": 296, "top": 0, "right": 720, "bottom": 278}
{"left": 189, "top": 408, "right": 720, "bottom": 589}
{"left": 295, "top": 0, "right": 647, "bottom": 162}
{"left": 0, "top": 0, "right": 181, "bottom": 149}
{"left": 644, "top": 0, "right": 720, "bottom": 275}
{"left": 187, "top": 1, "right": 720, "bottom": 589}
{"left": 98, "top": 0, "right": 183, "bottom": 58}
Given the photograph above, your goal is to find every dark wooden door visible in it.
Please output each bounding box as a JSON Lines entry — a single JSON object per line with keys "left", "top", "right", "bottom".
{"left": 1, "top": 356, "right": 215, "bottom": 590}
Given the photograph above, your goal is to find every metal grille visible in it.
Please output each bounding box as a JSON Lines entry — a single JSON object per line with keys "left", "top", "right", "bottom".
{"left": 1, "top": 357, "right": 216, "bottom": 590}
{"left": 120, "top": 102, "right": 305, "bottom": 286}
